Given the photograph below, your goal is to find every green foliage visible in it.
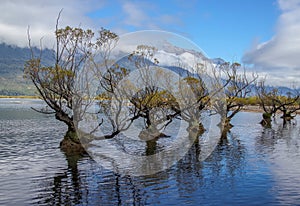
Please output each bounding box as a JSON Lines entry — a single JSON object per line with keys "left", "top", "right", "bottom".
{"left": 134, "top": 89, "right": 176, "bottom": 109}
{"left": 233, "top": 96, "right": 260, "bottom": 105}
{"left": 262, "top": 112, "right": 272, "bottom": 120}
{"left": 24, "top": 23, "right": 119, "bottom": 141}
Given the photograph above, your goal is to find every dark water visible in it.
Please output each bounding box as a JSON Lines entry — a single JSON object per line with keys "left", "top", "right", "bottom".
{"left": 1, "top": 99, "right": 300, "bottom": 205}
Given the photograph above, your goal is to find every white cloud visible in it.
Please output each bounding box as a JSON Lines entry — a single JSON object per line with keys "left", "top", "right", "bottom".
{"left": 120, "top": 1, "right": 182, "bottom": 32}
{"left": 0, "top": 0, "right": 184, "bottom": 49}
{"left": 278, "top": 0, "right": 300, "bottom": 11}
{"left": 243, "top": 0, "right": 300, "bottom": 86}
{"left": 0, "top": 0, "right": 104, "bottom": 48}
{"left": 122, "top": 2, "right": 147, "bottom": 27}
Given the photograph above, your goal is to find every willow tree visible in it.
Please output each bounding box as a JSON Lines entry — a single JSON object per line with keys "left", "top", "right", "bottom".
{"left": 97, "top": 63, "right": 135, "bottom": 139}
{"left": 24, "top": 17, "right": 118, "bottom": 152}
{"left": 256, "top": 79, "right": 300, "bottom": 126}
{"left": 180, "top": 64, "right": 210, "bottom": 136}
{"left": 126, "top": 45, "right": 180, "bottom": 139}
{"left": 215, "top": 62, "right": 258, "bottom": 131}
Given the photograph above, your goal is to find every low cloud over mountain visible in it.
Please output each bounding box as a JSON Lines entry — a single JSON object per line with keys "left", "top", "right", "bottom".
{"left": 243, "top": 0, "right": 300, "bottom": 86}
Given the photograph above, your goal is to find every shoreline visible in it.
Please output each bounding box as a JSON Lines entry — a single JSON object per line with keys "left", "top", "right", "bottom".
{"left": 0, "top": 95, "right": 38, "bottom": 99}
{"left": 241, "top": 105, "right": 300, "bottom": 115}
{"left": 1, "top": 97, "right": 299, "bottom": 115}
{"left": 241, "top": 105, "right": 263, "bottom": 113}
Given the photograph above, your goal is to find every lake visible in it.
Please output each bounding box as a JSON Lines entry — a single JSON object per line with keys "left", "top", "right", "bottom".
{"left": 1, "top": 98, "right": 300, "bottom": 205}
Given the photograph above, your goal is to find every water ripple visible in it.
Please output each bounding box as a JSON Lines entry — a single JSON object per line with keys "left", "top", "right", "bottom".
{"left": 1, "top": 101, "right": 300, "bottom": 205}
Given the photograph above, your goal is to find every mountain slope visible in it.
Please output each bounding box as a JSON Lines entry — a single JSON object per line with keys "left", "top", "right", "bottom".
{"left": 0, "top": 43, "right": 54, "bottom": 95}
{"left": 0, "top": 43, "right": 297, "bottom": 97}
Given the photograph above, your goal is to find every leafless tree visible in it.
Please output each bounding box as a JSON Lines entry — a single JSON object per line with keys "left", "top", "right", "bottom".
{"left": 126, "top": 45, "right": 180, "bottom": 139}
{"left": 256, "top": 79, "right": 300, "bottom": 126}
{"left": 24, "top": 13, "right": 118, "bottom": 151}
{"left": 215, "top": 62, "right": 258, "bottom": 130}
{"left": 178, "top": 62, "right": 211, "bottom": 136}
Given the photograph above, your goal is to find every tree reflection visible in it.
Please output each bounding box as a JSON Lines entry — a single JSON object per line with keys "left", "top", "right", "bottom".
{"left": 255, "top": 118, "right": 300, "bottom": 205}
{"left": 256, "top": 119, "right": 299, "bottom": 154}
{"left": 202, "top": 132, "right": 246, "bottom": 179}
{"left": 32, "top": 152, "right": 87, "bottom": 205}
{"left": 32, "top": 131, "right": 247, "bottom": 205}
{"left": 32, "top": 151, "right": 147, "bottom": 205}
{"left": 173, "top": 131, "right": 246, "bottom": 200}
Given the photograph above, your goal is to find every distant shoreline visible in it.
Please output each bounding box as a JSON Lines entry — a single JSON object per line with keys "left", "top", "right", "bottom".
{"left": 0, "top": 95, "right": 39, "bottom": 99}
{"left": 1, "top": 97, "right": 299, "bottom": 115}
{"left": 241, "top": 105, "right": 300, "bottom": 115}
{"left": 241, "top": 105, "right": 263, "bottom": 113}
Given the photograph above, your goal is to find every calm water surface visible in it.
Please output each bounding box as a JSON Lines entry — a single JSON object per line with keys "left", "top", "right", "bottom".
{"left": 1, "top": 98, "right": 300, "bottom": 205}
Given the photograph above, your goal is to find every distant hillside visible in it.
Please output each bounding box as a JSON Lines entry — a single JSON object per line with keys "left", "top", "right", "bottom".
{"left": 212, "top": 58, "right": 299, "bottom": 96}
{"left": 113, "top": 54, "right": 193, "bottom": 78}
{"left": 0, "top": 43, "right": 54, "bottom": 95}
{"left": 0, "top": 43, "right": 297, "bottom": 97}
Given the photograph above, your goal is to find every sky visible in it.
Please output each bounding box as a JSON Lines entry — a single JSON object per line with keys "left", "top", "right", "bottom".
{"left": 0, "top": 0, "right": 299, "bottom": 86}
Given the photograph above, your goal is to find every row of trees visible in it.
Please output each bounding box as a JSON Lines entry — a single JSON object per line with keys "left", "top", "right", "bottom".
{"left": 24, "top": 24, "right": 300, "bottom": 153}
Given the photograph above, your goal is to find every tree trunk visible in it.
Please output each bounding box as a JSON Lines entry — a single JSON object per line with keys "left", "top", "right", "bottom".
{"left": 53, "top": 111, "right": 86, "bottom": 154}
{"left": 223, "top": 117, "right": 233, "bottom": 132}
{"left": 281, "top": 109, "right": 294, "bottom": 125}
{"left": 139, "top": 124, "right": 169, "bottom": 141}
{"left": 260, "top": 112, "right": 272, "bottom": 128}
{"left": 145, "top": 139, "right": 157, "bottom": 156}
{"left": 219, "top": 117, "right": 234, "bottom": 139}
{"left": 187, "top": 121, "right": 205, "bottom": 138}
{"left": 60, "top": 127, "right": 87, "bottom": 155}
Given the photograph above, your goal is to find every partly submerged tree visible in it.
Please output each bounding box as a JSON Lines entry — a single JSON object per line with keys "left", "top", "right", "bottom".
{"left": 96, "top": 62, "right": 135, "bottom": 139}
{"left": 215, "top": 62, "right": 258, "bottom": 131}
{"left": 256, "top": 79, "right": 300, "bottom": 127}
{"left": 126, "top": 45, "right": 180, "bottom": 139}
{"left": 179, "top": 63, "right": 211, "bottom": 136}
{"left": 24, "top": 15, "right": 118, "bottom": 152}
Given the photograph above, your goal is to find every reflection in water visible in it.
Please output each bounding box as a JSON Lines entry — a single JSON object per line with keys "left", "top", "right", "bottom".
{"left": 33, "top": 153, "right": 87, "bottom": 205}
{"left": 208, "top": 132, "right": 246, "bottom": 178}
{"left": 256, "top": 120, "right": 300, "bottom": 205}
{"left": 29, "top": 130, "right": 248, "bottom": 205}
{"left": 145, "top": 139, "right": 158, "bottom": 156}
{"left": 2, "top": 101, "right": 300, "bottom": 205}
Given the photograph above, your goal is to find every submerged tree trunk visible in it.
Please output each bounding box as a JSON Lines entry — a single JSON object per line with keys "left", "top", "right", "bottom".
{"left": 281, "top": 109, "right": 294, "bottom": 125}
{"left": 187, "top": 121, "right": 205, "bottom": 138}
{"left": 60, "top": 128, "right": 87, "bottom": 155}
{"left": 260, "top": 112, "right": 272, "bottom": 128}
{"left": 53, "top": 111, "right": 86, "bottom": 154}
{"left": 145, "top": 139, "right": 157, "bottom": 156}
{"left": 139, "top": 109, "right": 173, "bottom": 140}
{"left": 219, "top": 117, "right": 234, "bottom": 139}
{"left": 223, "top": 117, "right": 234, "bottom": 131}
{"left": 57, "top": 113, "right": 86, "bottom": 154}
{"left": 139, "top": 124, "right": 170, "bottom": 141}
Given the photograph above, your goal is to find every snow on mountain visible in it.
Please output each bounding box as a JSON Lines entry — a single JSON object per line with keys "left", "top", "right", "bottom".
{"left": 211, "top": 58, "right": 226, "bottom": 65}
{"left": 152, "top": 42, "right": 213, "bottom": 74}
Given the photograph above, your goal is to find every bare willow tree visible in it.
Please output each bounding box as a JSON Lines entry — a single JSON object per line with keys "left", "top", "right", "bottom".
{"left": 24, "top": 15, "right": 118, "bottom": 152}
{"left": 126, "top": 45, "right": 181, "bottom": 139}
{"left": 215, "top": 62, "right": 258, "bottom": 130}
{"left": 178, "top": 62, "right": 211, "bottom": 136}
{"left": 96, "top": 63, "right": 136, "bottom": 139}
{"left": 256, "top": 79, "right": 300, "bottom": 126}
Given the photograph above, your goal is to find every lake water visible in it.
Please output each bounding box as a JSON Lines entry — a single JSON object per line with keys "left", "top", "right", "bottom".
{"left": 1, "top": 98, "right": 300, "bottom": 205}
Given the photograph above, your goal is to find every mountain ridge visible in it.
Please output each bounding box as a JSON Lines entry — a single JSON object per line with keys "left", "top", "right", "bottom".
{"left": 0, "top": 43, "right": 54, "bottom": 95}
{"left": 0, "top": 43, "right": 296, "bottom": 96}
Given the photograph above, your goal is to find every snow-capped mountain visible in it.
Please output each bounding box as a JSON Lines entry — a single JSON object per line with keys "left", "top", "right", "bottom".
{"left": 211, "top": 58, "right": 227, "bottom": 65}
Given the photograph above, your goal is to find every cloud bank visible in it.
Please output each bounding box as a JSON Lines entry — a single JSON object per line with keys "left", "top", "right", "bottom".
{"left": 243, "top": 0, "right": 300, "bottom": 86}
{"left": 0, "top": 0, "right": 103, "bottom": 48}
{"left": 0, "top": 0, "right": 183, "bottom": 49}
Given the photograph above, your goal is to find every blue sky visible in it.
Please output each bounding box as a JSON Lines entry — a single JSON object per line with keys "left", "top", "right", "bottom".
{"left": 1, "top": 0, "right": 300, "bottom": 86}
{"left": 86, "top": 0, "right": 280, "bottom": 61}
